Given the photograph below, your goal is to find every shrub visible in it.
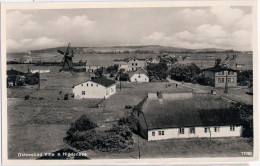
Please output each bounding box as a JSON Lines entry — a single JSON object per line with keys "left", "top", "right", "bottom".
{"left": 64, "top": 93, "right": 69, "bottom": 100}
{"left": 24, "top": 95, "right": 30, "bottom": 100}
{"left": 64, "top": 116, "right": 134, "bottom": 152}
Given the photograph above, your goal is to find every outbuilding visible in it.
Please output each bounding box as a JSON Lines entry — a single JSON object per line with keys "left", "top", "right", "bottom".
{"left": 73, "top": 77, "right": 116, "bottom": 99}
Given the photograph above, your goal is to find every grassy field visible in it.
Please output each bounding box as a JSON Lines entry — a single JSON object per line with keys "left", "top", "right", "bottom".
{"left": 7, "top": 67, "right": 253, "bottom": 159}
{"left": 85, "top": 135, "right": 253, "bottom": 159}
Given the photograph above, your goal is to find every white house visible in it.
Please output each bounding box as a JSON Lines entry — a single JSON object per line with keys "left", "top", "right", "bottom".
{"left": 73, "top": 77, "right": 116, "bottom": 99}
{"left": 129, "top": 67, "right": 149, "bottom": 82}
{"left": 132, "top": 92, "right": 243, "bottom": 141}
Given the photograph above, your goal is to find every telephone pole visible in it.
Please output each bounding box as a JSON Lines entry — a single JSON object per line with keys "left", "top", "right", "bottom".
{"left": 224, "top": 73, "right": 228, "bottom": 94}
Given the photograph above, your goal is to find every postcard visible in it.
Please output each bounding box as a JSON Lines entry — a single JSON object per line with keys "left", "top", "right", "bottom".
{"left": 1, "top": 0, "right": 258, "bottom": 164}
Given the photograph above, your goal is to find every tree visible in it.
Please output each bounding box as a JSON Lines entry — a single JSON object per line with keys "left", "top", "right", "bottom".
{"left": 94, "top": 67, "right": 104, "bottom": 77}
{"left": 170, "top": 63, "right": 201, "bottom": 83}
{"left": 147, "top": 62, "right": 168, "bottom": 80}
{"left": 237, "top": 70, "right": 253, "bottom": 86}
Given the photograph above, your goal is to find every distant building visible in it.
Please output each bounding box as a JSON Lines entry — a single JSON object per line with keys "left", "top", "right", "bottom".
{"left": 203, "top": 66, "right": 237, "bottom": 87}
{"left": 21, "top": 55, "right": 32, "bottom": 63}
{"left": 114, "top": 60, "right": 128, "bottom": 71}
{"left": 114, "top": 56, "right": 146, "bottom": 71}
{"left": 132, "top": 92, "right": 243, "bottom": 141}
{"left": 129, "top": 67, "right": 149, "bottom": 82}
{"left": 72, "top": 77, "right": 116, "bottom": 99}
{"left": 31, "top": 69, "right": 50, "bottom": 74}
{"left": 86, "top": 59, "right": 114, "bottom": 72}
{"left": 150, "top": 56, "right": 160, "bottom": 64}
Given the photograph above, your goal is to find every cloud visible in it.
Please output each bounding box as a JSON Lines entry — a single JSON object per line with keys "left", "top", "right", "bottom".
{"left": 7, "top": 37, "right": 66, "bottom": 52}
{"left": 7, "top": 10, "right": 96, "bottom": 52}
{"left": 141, "top": 22, "right": 252, "bottom": 50}
{"left": 6, "top": 7, "right": 253, "bottom": 52}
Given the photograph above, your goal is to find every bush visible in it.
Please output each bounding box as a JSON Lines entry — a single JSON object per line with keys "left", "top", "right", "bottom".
{"left": 24, "top": 95, "right": 30, "bottom": 100}
{"left": 237, "top": 70, "right": 253, "bottom": 86}
{"left": 170, "top": 63, "right": 201, "bottom": 83}
{"left": 64, "top": 93, "right": 69, "bottom": 100}
{"left": 65, "top": 115, "right": 97, "bottom": 136}
{"left": 25, "top": 73, "right": 39, "bottom": 85}
{"left": 64, "top": 116, "right": 134, "bottom": 152}
{"left": 147, "top": 62, "right": 169, "bottom": 80}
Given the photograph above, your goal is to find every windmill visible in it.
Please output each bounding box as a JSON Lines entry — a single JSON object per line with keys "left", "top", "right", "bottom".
{"left": 57, "top": 43, "right": 74, "bottom": 71}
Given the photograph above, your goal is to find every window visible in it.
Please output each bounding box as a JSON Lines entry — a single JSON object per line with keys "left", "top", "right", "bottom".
{"left": 218, "top": 78, "right": 224, "bottom": 83}
{"left": 179, "top": 128, "right": 184, "bottom": 134}
{"left": 135, "top": 63, "right": 137, "bottom": 66}
{"left": 190, "top": 127, "right": 195, "bottom": 134}
{"left": 152, "top": 132, "right": 155, "bottom": 136}
{"left": 111, "top": 87, "right": 114, "bottom": 93}
{"left": 132, "top": 63, "right": 134, "bottom": 66}
{"left": 230, "top": 125, "right": 235, "bottom": 131}
{"left": 81, "top": 84, "right": 83, "bottom": 86}
{"left": 138, "top": 75, "right": 141, "bottom": 78}
{"left": 214, "top": 127, "right": 220, "bottom": 132}
{"left": 162, "top": 131, "right": 164, "bottom": 135}
{"left": 106, "top": 89, "right": 110, "bottom": 95}
{"left": 91, "top": 84, "right": 93, "bottom": 87}
{"left": 228, "top": 78, "right": 231, "bottom": 82}
{"left": 228, "top": 71, "right": 234, "bottom": 75}
{"left": 132, "top": 68, "right": 134, "bottom": 71}
{"left": 158, "top": 131, "right": 161, "bottom": 135}
{"left": 82, "top": 91, "right": 85, "bottom": 95}
{"left": 87, "top": 83, "right": 88, "bottom": 86}
{"left": 218, "top": 71, "right": 224, "bottom": 75}
{"left": 204, "top": 128, "right": 208, "bottom": 133}
{"left": 96, "top": 84, "right": 98, "bottom": 87}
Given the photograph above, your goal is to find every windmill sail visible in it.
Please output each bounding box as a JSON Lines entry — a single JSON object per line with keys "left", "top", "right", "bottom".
{"left": 58, "top": 43, "right": 74, "bottom": 71}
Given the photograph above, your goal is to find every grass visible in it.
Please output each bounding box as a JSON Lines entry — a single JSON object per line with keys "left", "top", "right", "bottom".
{"left": 85, "top": 135, "right": 253, "bottom": 159}
{"left": 6, "top": 65, "right": 253, "bottom": 159}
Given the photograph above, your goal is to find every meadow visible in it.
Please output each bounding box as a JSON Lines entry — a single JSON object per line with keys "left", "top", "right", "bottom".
{"left": 7, "top": 77, "right": 253, "bottom": 159}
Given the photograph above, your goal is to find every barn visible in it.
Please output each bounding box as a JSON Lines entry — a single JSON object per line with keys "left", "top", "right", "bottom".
{"left": 129, "top": 67, "right": 149, "bottom": 82}
{"left": 73, "top": 77, "right": 116, "bottom": 99}
{"left": 132, "top": 92, "right": 243, "bottom": 141}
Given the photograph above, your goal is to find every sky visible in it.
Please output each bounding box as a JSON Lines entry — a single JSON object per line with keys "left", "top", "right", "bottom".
{"left": 6, "top": 6, "right": 253, "bottom": 52}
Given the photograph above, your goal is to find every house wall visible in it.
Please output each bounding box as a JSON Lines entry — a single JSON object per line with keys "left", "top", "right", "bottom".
{"left": 73, "top": 81, "right": 106, "bottom": 99}
{"left": 118, "top": 64, "right": 129, "bottom": 71}
{"left": 105, "top": 84, "right": 116, "bottom": 98}
{"left": 214, "top": 71, "right": 237, "bottom": 88}
{"left": 147, "top": 125, "right": 242, "bottom": 141}
{"left": 128, "top": 58, "right": 146, "bottom": 71}
{"left": 130, "top": 74, "right": 149, "bottom": 82}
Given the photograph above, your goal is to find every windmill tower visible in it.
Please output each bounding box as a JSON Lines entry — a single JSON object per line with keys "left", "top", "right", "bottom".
{"left": 57, "top": 43, "right": 74, "bottom": 71}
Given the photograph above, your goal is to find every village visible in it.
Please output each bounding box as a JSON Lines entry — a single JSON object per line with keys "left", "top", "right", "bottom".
{"left": 6, "top": 43, "right": 254, "bottom": 159}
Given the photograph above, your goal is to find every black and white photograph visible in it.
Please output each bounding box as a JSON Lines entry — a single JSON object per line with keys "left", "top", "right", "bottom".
{"left": 1, "top": 1, "right": 258, "bottom": 164}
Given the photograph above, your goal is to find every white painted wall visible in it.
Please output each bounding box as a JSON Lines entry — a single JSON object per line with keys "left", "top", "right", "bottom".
{"left": 148, "top": 125, "right": 242, "bottom": 141}
{"left": 73, "top": 81, "right": 116, "bottom": 99}
{"left": 31, "top": 70, "right": 50, "bottom": 74}
{"left": 130, "top": 74, "right": 149, "bottom": 82}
